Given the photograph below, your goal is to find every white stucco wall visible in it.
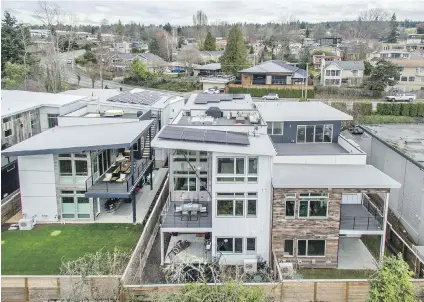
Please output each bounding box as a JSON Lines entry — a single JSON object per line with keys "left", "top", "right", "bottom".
{"left": 273, "top": 154, "right": 366, "bottom": 165}
{"left": 18, "top": 154, "right": 58, "bottom": 222}
{"left": 211, "top": 152, "right": 273, "bottom": 265}
{"left": 39, "top": 106, "right": 60, "bottom": 132}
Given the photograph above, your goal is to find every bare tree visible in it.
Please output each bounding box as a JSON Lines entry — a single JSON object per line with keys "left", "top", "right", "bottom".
{"left": 193, "top": 10, "right": 208, "bottom": 49}
{"left": 80, "top": 62, "right": 100, "bottom": 88}
{"left": 18, "top": 25, "right": 31, "bottom": 89}
{"left": 177, "top": 47, "right": 202, "bottom": 75}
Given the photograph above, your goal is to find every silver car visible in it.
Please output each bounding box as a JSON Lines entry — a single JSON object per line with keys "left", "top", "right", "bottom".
{"left": 385, "top": 93, "right": 416, "bottom": 102}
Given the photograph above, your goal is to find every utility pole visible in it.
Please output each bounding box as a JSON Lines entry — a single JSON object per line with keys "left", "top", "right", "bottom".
{"left": 305, "top": 63, "right": 308, "bottom": 101}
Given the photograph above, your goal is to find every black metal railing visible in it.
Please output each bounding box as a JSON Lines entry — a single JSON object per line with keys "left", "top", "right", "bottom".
{"left": 161, "top": 201, "right": 211, "bottom": 228}
{"left": 341, "top": 215, "right": 383, "bottom": 230}
{"left": 85, "top": 157, "right": 154, "bottom": 194}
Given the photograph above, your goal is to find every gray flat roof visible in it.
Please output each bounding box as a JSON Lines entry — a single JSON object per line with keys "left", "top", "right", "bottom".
{"left": 255, "top": 101, "right": 353, "bottom": 122}
{"left": 2, "top": 90, "right": 84, "bottom": 118}
{"left": 2, "top": 120, "right": 153, "bottom": 157}
{"left": 185, "top": 94, "right": 254, "bottom": 110}
{"left": 194, "top": 63, "right": 222, "bottom": 71}
{"left": 274, "top": 143, "right": 349, "bottom": 156}
{"left": 272, "top": 164, "right": 401, "bottom": 189}
{"left": 59, "top": 88, "right": 121, "bottom": 102}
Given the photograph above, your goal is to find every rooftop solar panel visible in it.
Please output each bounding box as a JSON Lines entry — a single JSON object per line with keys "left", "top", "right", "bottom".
{"left": 158, "top": 126, "right": 249, "bottom": 146}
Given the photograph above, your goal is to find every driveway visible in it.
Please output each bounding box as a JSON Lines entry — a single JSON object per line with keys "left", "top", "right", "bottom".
{"left": 338, "top": 237, "right": 377, "bottom": 270}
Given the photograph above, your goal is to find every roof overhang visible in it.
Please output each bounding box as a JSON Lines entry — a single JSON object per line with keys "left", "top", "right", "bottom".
{"left": 272, "top": 164, "right": 401, "bottom": 189}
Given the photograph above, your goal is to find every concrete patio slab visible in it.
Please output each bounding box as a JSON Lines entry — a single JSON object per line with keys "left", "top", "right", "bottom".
{"left": 338, "top": 237, "right": 377, "bottom": 270}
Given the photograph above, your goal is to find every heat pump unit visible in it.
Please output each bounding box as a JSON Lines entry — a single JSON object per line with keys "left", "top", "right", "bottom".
{"left": 279, "top": 262, "right": 294, "bottom": 278}
{"left": 18, "top": 218, "right": 35, "bottom": 230}
{"left": 244, "top": 259, "right": 258, "bottom": 273}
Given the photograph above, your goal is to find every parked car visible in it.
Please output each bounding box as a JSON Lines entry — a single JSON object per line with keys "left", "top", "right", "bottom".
{"left": 385, "top": 93, "right": 416, "bottom": 102}
{"left": 67, "top": 58, "right": 73, "bottom": 64}
{"left": 203, "top": 87, "right": 220, "bottom": 94}
{"left": 262, "top": 93, "right": 279, "bottom": 100}
{"left": 171, "top": 68, "right": 185, "bottom": 73}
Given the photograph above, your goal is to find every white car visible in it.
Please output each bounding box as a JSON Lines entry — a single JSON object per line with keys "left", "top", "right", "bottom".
{"left": 203, "top": 88, "right": 220, "bottom": 94}
{"left": 385, "top": 93, "right": 416, "bottom": 102}
{"left": 66, "top": 58, "right": 73, "bottom": 64}
{"left": 262, "top": 93, "right": 279, "bottom": 100}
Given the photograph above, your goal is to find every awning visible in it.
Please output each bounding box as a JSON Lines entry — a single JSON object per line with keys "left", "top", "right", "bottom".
{"left": 2, "top": 120, "right": 153, "bottom": 157}
{"left": 272, "top": 164, "right": 401, "bottom": 189}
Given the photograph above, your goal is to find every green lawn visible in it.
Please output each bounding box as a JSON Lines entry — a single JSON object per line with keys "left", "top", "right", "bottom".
{"left": 1, "top": 224, "right": 142, "bottom": 275}
{"left": 297, "top": 268, "right": 374, "bottom": 279}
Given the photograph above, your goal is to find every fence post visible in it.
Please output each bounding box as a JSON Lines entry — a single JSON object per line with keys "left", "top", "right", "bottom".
{"left": 353, "top": 217, "right": 356, "bottom": 230}
{"left": 56, "top": 277, "right": 61, "bottom": 298}
{"left": 25, "top": 277, "right": 29, "bottom": 302}
{"left": 345, "top": 281, "right": 349, "bottom": 302}
{"left": 314, "top": 282, "right": 317, "bottom": 302}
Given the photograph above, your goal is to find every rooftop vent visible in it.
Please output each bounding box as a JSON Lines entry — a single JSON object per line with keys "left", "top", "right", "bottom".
{"left": 104, "top": 109, "right": 124, "bottom": 117}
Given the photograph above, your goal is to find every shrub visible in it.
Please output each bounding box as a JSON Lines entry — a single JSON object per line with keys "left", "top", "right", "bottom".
{"left": 418, "top": 102, "right": 424, "bottom": 117}
{"left": 401, "top": 103, "right": 410, "bottom": 116}
{"left": 359, "top": 115, "right": 418, "bottom": 124}
{"left": 392, "top": 103, "right": 402, "bottom": 116}
{"left": 353, "top": 102, "right": 373, "bottom": 115}
{"left": 409, "top": 103, "right": 418, "bottom": 117}
{"left": 331, "top": 102, "right": 348, "bottom": 113}
{"left": 377, "top": 103, "right": 392, "bottom": 115}
{"left": 227, "top": 86, "right": 315, "bottom": 98}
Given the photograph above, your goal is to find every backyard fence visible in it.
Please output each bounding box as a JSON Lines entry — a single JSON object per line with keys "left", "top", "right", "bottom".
{"left": 121, "top": 172, "right": 169, "bottom": 285}
{"left": 1, "top": 190, "right": 21, "bottom": 225}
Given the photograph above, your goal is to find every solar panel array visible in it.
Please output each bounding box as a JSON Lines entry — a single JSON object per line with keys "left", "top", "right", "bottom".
{"left": 194, "top": 94, "right": 245, "bottom": 104}
{"left": 159, "top": 126, "right": 250, "bottom": 145}
{"left": 107, "top": 92, "right": 167, "bottom": 106}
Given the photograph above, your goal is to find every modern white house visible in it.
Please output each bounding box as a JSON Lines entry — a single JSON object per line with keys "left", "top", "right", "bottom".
{"left": 152, "top": 95, "right": 400, "bottom": 271}
{"left": 2, "top": 89, "right": 184, "bottom": 224}
{"left": 320, "top": 61, "right": 365, "bottom": 87}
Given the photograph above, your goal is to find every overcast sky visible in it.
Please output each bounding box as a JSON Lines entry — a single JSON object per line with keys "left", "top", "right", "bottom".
{"left": 1, "top": 0, "right": 423, "bottom": 26}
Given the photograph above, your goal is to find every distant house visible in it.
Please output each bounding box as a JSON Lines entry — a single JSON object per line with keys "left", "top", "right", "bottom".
{"left": 109, "top": 52, "right": 166, "bottom": 72}
{"left": 391, "top": 59, "right": 424, "bottom": 91}
{"left": 235, "top": 60, "right": 308, "bottom": 89}
{"left": 312, "top": 54, "right": 341, "bottom": 69}
{"left": 321, "top": 61, "right": 365, "bottom": 87}
{"left": 216, "top": 39, "right": 227, "bottom": 49}
{"left": 193, "top": 63, "right": 222, "bottom": 76}
{"left": 368, "top": 50, "right": 411, "bottom": 61}
{"left": 319, "top": 37, "right": 342, "bottom": 46}
{"left": 200, "top": 51, "right": 224, "bottom": 63}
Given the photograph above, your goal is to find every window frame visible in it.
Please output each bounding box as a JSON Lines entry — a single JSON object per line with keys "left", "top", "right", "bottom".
{"left": 216, "top": 192, "right": 257, "bottom": 218}
{"left": 298, "top": 199, "right": 329, "bottom": 218}
{"left": 59, "top": 159, "right": 73, "bottom": 176}
{"left": 246, "top": 237, "right": 257, "bottom": 254}
{"left": 216, "top": 237, "right": 244, "bottom": 254}
{"left": 297, "top": 239, "right": 326, "bottom": 257}
{"left": 284, "top": 239, "right": 294, "bottom": 257}
{"left": 267, "top": 121, "right": 284, "bottom": 135}
{"left": 296, "top": 124, "right": 333, "bottom": 143}
{"left": 285, "top": 200, "right": 296, "bottom": 218}
{"left": 47, "top": 113, "right": 59, "bottom": 128}
{"left": 173, "top": 176, "right": 197, "bottom": 191}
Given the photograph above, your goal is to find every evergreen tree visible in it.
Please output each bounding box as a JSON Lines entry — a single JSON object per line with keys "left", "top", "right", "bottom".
{"left": 249, "top": 46, "right": 254, "bottom": 54}
{"left": 149, "top": 37, "right": 160, "bottom": 56}
{"left": 219, "top": 25, "right": 249, "bottom": 75}
{"left": 387, "top": 13, "right": 399, "bottom": 43}
{"left": 163, "top": 22, "right": 172, "bottom": 35}
{"left": 363, "top": 60, "right": 402, "bottom": 91}
{"left": 305, "top": 26, "right": 311, "bottom": 38}
{"left": 1, "top": 11, "right": 25, "bottom": 71}
{"left": 203, "top": 32, "right": 216, "bottom": 51}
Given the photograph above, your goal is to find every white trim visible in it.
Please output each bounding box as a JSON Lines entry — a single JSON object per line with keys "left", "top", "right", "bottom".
{"left": 246, "top": 237, "right": 257, "bottom": 254}
{"left": 298, "top": 199, "right": 329, "bottom": 219}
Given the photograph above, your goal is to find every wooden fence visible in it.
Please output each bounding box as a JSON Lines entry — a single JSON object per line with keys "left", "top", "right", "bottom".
{"left": 1, "top": 190, "right": 21, "bottom": 225}
{"left": 2, "top": 277, "right": 424, "bottom": 301}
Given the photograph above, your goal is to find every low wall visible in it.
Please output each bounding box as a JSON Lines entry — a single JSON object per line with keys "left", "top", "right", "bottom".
{"left": 1, "top": 190, "right": 21, "bottom": 224}
{"left": 121, "top": 173, "right": 169, "bottom": 285}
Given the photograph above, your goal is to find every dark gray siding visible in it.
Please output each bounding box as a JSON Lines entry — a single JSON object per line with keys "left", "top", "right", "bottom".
{"left": 270, "top": 120, "right": 341, "bottom": 144}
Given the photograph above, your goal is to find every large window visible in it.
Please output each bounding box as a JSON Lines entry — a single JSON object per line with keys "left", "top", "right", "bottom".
{"left": 61, "top": 190, "right": 90, "bottom": 219}
{"left": 217, "top": 157, "right": 245, "bottom": 174}
{"left": 174, "top": 177, "right": 196, "bottom": 191}
{"left": 297, "top": 240, "right": 326, "bottom": 256}
{"left": 267, "top": 122, "right": 283, "bottom": 135}
{"left": 284, "top": 240, "right": 294, "bottom": 256}
{"left": 74, "top": 160, "right": 88, "bottom": 176}
{"left": 248, "top": 157, "right": 258, "bottom": 183}
{"left": 246, "top": 238, "right": 256, "bottom": 254}
{"left": 47, "top": 114, "right": 59, "bottom": 128}
{"left": 59, "top": 160, "right": 72, "bottom": 176}
{"left": 299, "top": 200, "right": 328, "bottom": 218}
{"left": 297, "top": 124, "right": 333, "bottom": 143}
{"left": 216, "top": 192, "right": 257, "bottom": 217}
{"left": 217, "top": 238, "right": 243, "bottom": 254}
{"left": 286, "top": 200, "right": 295, "bottom": 218}
{"left": 173, "top": 150, "right": 197, "bottom": 162}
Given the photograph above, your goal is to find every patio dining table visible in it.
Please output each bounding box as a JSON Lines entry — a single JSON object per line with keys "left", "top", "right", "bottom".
{"left": 181, "top": 203, "right": 201, "bottom": 212}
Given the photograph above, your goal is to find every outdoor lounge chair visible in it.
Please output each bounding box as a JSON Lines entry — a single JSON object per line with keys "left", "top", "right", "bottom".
{"left": 190, "top": 211, "right": 199, "bottom": 221}
{"left": 200, "top": 204, "right": 208, "bottom": 217}
{"left": 181, "top": 211, "right": 190, "bottom": 221}
{"left": 115, "top": 173, "right": 126, "bottom": 183}
{"left": 103, "top": 173, "right": 113, "bottom": 182}
{"left": 173, "top": 204, "right": 182, "bottom": 217}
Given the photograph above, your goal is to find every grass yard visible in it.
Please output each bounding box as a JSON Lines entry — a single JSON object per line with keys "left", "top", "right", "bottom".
{"left": 1, "top": 224, "right": 142, "bottom": 275}
{"left": 297, "top": 268, "right": 374, "bottom": 279}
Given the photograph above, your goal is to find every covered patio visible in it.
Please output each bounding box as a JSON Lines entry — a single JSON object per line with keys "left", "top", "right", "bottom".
{"left": 338, "top": 237, "right": 377, "bottom": 269}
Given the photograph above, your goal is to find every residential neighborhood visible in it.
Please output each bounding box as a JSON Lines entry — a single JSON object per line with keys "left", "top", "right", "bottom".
{"left": 1, "top": 1, "right": 424, "bottom": 301}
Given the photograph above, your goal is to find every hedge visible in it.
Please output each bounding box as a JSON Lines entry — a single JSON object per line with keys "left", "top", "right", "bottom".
{"left": 228, "top": 86, "right": 315, "bottom": 98}
{"left": 331, "top": 102, "right": 348, "bottom": 113}
{"left": 376, "top": 102, "right": 423, "bottom": 117}
{"left": 353, "top": 102, "right": 372, "bottom": 116}
{"left": 359, "top": 115, "right": 419, "bottom": 124}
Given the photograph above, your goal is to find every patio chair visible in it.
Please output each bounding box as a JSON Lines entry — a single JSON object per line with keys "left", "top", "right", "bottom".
{"left": 115, "top": 173, "right": 126, "bottom": 183}
{"left": 190, "top": 210, "right": 199, "bottom": 221}
{"left": 181, "top": 211, "right": 190, "bottom": 221}
{"left": 103, "top": 173, "right": 113, "bottom": 182}
{"left": 200, "top": 204, "right": 208, "bottom": 217}
{"left": 173, "top": 204, "right": 182, "bottom": 217}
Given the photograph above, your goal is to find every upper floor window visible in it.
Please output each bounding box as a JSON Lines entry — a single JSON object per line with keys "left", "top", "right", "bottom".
{"left": 217, "top": 157, "right": 244, "bottom": 174}
{"left": 326, "top": 70, "right": 340, "bottom": 76}
{"left": 296, "top": 124, "right": 333, "bottom": 143}
{"left": 352, "top": 70, "right": 358, "bottom": 77}
{"left": 47, "top": 114, "right": 59, "bottom": 128}
{"left": 409, "top": 76, "right": 415, "bottom": 82}
{"left": 267, "top": 122, "right": 283, "bottom": 135}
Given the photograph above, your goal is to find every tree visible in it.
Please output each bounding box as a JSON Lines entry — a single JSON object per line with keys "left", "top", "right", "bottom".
{"left": 387, "top": 13, "right": 399, "bottom": 43}
{"left": 131, "top": 58, "right": 150, "bottom": 81}
{"left": 178, "top": 48, "right": 202, "bottom": 75}
{"left": 2, "top": 62, "right": 29, "bottom": 89}
{"left": 305, "top": 26, "right": 311, "bottom": 38}
{"left": 364, "top": 60, "right": 373, "bottom": 76}
{"left": 149, "top": 36, "right": 160, "bottom": 56}
{"left": 417, "top": 23, "right": 424, "bottom": 34}
{"left": 82, "top": 62, "right": 100, "bottom": 88}
{"left": 116, "top": 19, "right": 124, "bottom": 40}
{"left": 298, "top": 47, "right": 311, "bottom": 70}
{"left": 249, "top": 46, "right": 254, "bottom": 54}
{"left": 163, "top": 22, "right": 172, "bottom": 35}
{"left": 203, "top": 32, "right": 216, "bottom": 51}
{"left": 219, "top": 25, "right": 249, "bottom": 75}
{"left": 193, "top": 10, "right": 208, "bottom": 49}
{"left": 1, "top": 11, "right": 26, "bottom": 71}
{"left": 362, "top": 60, "right": 402, "bottom": 91}
{"left": 368, "top": 254, "right": 417, "bottom": 302}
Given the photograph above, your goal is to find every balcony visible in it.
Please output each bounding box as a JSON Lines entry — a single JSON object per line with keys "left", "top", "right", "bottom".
{"left": 85, "top": 157, "right": 154, "bottom": 198}
{"left": 160, "top": 200, "right": 212, "bottom": 230}
{"left": 340, "top": 195, "right": 384, "bottom": 234}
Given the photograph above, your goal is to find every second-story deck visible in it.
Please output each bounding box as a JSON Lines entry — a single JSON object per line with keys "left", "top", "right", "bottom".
{"left": 160, "top": 200, "right": 212, "bottom": 231}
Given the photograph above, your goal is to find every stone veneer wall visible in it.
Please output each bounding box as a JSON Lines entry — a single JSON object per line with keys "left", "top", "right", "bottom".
{"left": 272, "top": 188, "right": 389, "bottom": 268}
